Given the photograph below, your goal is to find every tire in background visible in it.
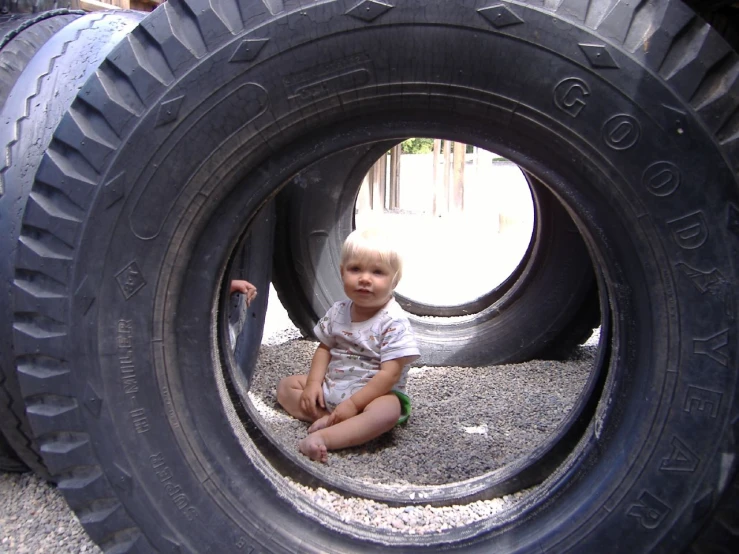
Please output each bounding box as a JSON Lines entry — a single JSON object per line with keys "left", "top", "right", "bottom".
{"left": 227, "top": 202, "right": 275, "bottom": 387}
{"left": 536, "top": 281, "right": 601, "bottom": 360}
{"left": 0, "top": 10, "right": 144, "bottom": 480}
{"left": 273, "top": 145, "right": 597, "bottom": 366}
{"left": 0, "top": 9, "right": 83, "bottom": 102}
{"left": 0, "top": 7, "right": 83, "bottom": 476}
{"left": 11, "top": 0, "right": 738, "bottom": 551}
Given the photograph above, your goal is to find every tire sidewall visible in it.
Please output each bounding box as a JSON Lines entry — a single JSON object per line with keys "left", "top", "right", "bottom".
{"left": 276, "top": 163, "right": 596, "bottom": 366}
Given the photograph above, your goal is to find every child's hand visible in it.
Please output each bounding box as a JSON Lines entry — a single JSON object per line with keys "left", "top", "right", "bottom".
{"left": 300, "top": 382, "right": 325, "bottom": 420}
{"left": 230, "top": 280, "right": 257, "bottom": 306}
{"left": 327, "top": 398, "right": 359, "bottom": 426}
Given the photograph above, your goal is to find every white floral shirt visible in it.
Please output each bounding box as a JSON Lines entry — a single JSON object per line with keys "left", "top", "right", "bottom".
{"left": 313, "top": 298, "right": 420, "bottom": 407}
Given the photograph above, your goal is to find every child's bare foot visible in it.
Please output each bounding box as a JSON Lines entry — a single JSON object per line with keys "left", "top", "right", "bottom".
{"left": 308, "top": 415, "right": 330, "bottom": 433}
{"left": 299, "top": 434, "right": 328, "bottom": 463}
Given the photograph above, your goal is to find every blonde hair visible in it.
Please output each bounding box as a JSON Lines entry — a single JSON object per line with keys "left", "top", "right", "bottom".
{"left": 341, "top": 228, "right": 403, "bottom": 287}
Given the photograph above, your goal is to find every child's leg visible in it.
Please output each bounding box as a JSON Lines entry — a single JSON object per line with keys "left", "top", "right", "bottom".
{"left": 276, "top": 374, "right": 330, "bottom": 423}
{"left": 299, "top": 394, "right": 400, "bottom": 462}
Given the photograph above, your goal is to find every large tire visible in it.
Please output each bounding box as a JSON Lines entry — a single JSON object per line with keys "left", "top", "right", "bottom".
{"left": 536, "top": 280, "right": 602, "bottom": 360}
{"left": 273, "top": 146, "right": 598, "bottom": 366}
{"left": 0, "top": 10, "right": 145, "bottom": 480}
{"left": 13, "top": 0, "right": 738, "bottom": 551}
{"left": 0, "top": 8, "right": 82, "bottom": 475}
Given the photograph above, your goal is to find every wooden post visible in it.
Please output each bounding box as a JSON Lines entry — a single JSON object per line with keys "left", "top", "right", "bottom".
{"left": 365, "top": 165, "right": 373, "bottom": 209}
{"left": 389, "top": 144, "right": 402, "bottom": 210}
{"left": 78, "top": 0, "right": 122, "bottom": 10}
{"left": 442, "top": 140, "right": 451, "bottom": 214}
{"left": 77, "top": 0, "right": 164, "bottom": 10}
{"left": 432, "top": 138, "right": 441, "bottom": 215}
{"left": 452, "top": 142, "right": 465, "bottom": 212}
{"left": 372, "top": 152, "right": 387, "bottom": 212}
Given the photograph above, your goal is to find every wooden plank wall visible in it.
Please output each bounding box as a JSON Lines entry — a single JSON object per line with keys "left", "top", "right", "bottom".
{"left": 76, "top": 0, "right": 163, "bottom": 12}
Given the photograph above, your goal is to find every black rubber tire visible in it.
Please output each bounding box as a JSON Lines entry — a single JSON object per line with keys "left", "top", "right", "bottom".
{"left": 0, "top": 8, "right": 82, "bottom": 476}
{"left": 272, "top": 146, "right": 597, "bottom": 366}
{"left": 0, "top": 426, "right": 26, "bottom": 472}
{"left": 0, "top": 10, "right": 145, "bottom": 480}
{"left": 536, "top": 281, "right": 602, "bottom": 361}
{"left": 227, "top": 201, "right": 275, "bottom": 387}
{"left": 11, "top": 0, "right": 739, "bottom": 552}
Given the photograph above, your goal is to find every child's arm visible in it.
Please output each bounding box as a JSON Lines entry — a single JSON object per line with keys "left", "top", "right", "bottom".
{"left": 300, "top": 343, "right": 331, "bottom": 419}
{"left": 327, "top": 355, "right": 415, "bottom": 425}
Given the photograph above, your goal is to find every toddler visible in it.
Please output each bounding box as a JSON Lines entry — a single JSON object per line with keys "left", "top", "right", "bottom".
{"left": 276, "top": 228, "right": 419, "bottom": 462}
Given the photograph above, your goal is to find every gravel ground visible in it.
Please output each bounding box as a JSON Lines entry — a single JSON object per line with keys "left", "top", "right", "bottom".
{"left": 0, "top": 287, "right": 598, "bottom": 551}
{"left": 0, "top": 472, "right": 100, "bottom": 553}
{"left": 250, "top": 337, "right": 595, "bottom": 486}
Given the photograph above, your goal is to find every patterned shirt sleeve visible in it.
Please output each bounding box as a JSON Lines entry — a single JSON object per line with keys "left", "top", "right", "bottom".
{"left": 313, "top": 303, "right": 337, "bottom": 347}
{"left": 379, "top": 314, "right": 420, "bottom": 363}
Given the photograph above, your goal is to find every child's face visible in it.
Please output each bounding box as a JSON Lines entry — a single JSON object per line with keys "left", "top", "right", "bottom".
{"left": 340, "top": 255, "right": 395, "bottom": 312}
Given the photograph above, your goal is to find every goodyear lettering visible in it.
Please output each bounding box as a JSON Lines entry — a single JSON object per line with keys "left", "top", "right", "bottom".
{"left": 554, "top": 77, "right": 590, "bottom": 117}
{"left": 668, "top": 211, "right": 709, "bottom": 250}
{"left": 683, "top": 385, "right": 722, "bottom": 418}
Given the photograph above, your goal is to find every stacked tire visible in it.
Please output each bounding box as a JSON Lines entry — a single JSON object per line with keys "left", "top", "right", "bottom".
{"left": 0, "top": 6, "right": 118, "bottom": 477}
{"left": 0, "top": 1, "right": 736, "bottom": 553}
